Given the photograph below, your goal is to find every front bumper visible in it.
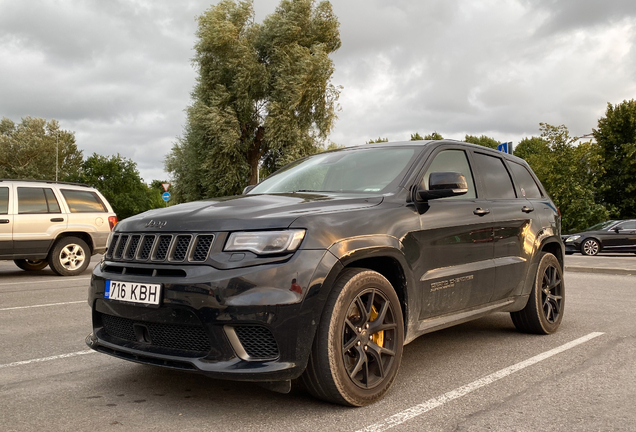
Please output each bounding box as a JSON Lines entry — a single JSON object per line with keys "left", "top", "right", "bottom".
{"left": 87, "top": 249, "right": 341, "bottom": 382}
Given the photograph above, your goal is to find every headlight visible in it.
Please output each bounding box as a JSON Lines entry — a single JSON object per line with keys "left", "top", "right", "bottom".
{"left": 224, "top": 230, "right": 306, "bottom": 255}
{"left": 565, "top": 235, "right": 580, "bottom": 242}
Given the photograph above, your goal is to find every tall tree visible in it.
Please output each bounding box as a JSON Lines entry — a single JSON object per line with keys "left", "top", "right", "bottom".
{"left": 166, "top": 0, "right": 341, "bottom": 203}
{"left": 410, "top": 132, "right": 424, "bottom": 141}
{"left": 524, "top": 124, "right": 608, "bottom": 233}
{"left": 76, "top": 154, "right": 163, "bottom": 220}
{"left": 593, "top": 99, "right": 636, "bottom": 218}
{"left": 464, "top": 134, "right": 499, "bottom": 149}
{"left": 366, "top": 137, "right": 388, "bottom": 144}
{"left": 513, "top": 136, "right": 549, "bottom": 160}
{"left": 0, "top": 116, "right": 83, "bottom": 181}
{"left": 423, "top": 132, "right": 443, "bottom": 140}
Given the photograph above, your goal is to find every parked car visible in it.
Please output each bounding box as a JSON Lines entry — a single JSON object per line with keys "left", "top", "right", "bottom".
{"left": 562, "top": 219, "right": 636, "bottom": 255}
{"left": 0, "top": 180, "right": 117, "bottom": 275}
{"left": 86, "top": 140, "right": 564, "bottom": 406}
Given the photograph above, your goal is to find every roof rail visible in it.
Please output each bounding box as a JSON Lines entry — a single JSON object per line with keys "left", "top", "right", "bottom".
{"left": 0, "top": 179, "right": 91, "bottom": 187}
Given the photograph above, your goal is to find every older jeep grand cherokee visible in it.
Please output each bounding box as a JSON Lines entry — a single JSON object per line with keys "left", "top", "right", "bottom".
{"left": 87, "top": 140, "right": 564, "bottom": 406}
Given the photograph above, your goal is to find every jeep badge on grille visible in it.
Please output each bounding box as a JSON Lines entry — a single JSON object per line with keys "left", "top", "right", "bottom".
{"left": 145, "top": 220, "right": 167, "bottom": 228}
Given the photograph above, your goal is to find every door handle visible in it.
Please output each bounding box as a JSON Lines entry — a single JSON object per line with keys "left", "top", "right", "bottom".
{"left": 521, "top": 206, "right": 534, "bottom": 213}
{"left": 50, "top": 218, "right": 65, "bottom": 222}
{"left": 0, "top": 219, "right": 9, "bottom": 224}
{"left": 473, "top": 208, "right": 490, "bottom": 216}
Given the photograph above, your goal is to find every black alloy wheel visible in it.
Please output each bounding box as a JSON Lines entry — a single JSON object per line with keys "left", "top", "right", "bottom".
{"left": 302, "top": 268, "right": 404, "bottom": 406}
{"left": 511, "top": 252, "right": 564, "bottom": 334}
{"left": 540, "top": 261, "right": 563, "bottom": 324}
{"left": 581, "top": 238, "right": 600, "bottom": 256}
{"left": 14, "top": 259, "right": 49, "bottom": 271}
{"left": 341, "top": 288, "right": 399, "bottom": 390}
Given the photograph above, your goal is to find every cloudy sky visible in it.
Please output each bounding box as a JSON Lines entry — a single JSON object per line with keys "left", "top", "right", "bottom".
{"left": 1, "top": 0, "right": 635, "bottom": 182}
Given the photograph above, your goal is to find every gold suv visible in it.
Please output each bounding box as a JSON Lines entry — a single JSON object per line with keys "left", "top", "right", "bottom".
{"left": 0, "top": 180, "right": 117, "bottom": 276}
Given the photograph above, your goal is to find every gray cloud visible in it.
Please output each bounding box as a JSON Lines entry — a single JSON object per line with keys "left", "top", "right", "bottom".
{"left": 1, "top": 0, "right": 635, "bottom": 182}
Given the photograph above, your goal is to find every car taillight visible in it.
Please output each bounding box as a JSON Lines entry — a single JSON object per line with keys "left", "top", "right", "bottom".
{"left": 108, "top": 216, "right": 118, "bottom": 230}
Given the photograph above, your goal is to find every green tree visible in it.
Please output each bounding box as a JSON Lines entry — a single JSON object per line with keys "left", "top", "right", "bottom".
{"left": 513, "top": 136, "right": 549, "bottom": 160}
{"left": 166, "top": 0, "right": 341, "bottom": 203}
{"left": 410, "top": 132, "right": 424, "bottom": 141}
{"left": 0, "top": 116, "right": 83, "bottom": 181}
{"left": 464, "top": 134, "right": 499, "bottom": 149}
{"left": 366, "top": 137, "right": 388, "bottom": 144}
{"left": 423, "top": 132, "right": 443, "bottom": 140}
{"left": 593, "top": 99, "right": 636, "bottom": 218}
{"left": 524, "top": 124, "right": 608, "bottom": 233}
{"left": 76, "top": 154, "right": 163, "bottom": 220}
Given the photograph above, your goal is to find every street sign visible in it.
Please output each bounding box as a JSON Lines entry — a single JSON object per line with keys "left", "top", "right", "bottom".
{"left": 161, "top": 182, "right": 171, "bottom": 192}
{"left": 162, "top": 192, "right": 171, "bottom": 202}
{"left": 498, "top": 142, "right": 508, "bottom": 153}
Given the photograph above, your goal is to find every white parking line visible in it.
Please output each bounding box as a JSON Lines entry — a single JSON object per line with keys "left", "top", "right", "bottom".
{"left": 357, "top": 332, "right": 605, "bottom": 432}
{"left": 0, "top": 277, "right": 91, "bottom": 287}
{"left": 0, "top": 350, "right": 96, "bottom": 369}
{"left": 0, "top": 300, "right": 85, "bottom": 311}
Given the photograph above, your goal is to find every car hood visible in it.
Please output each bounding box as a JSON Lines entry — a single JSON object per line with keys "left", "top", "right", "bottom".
{"left": 117, "top": 193, "right": 384, "bottom": 232}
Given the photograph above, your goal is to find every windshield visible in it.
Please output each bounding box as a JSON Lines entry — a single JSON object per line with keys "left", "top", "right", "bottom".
{"left": 584, "top": 220, "right": 617, "bottom": 231}
{"left": 249, "top": 148, "right": 418, "bottom": 194}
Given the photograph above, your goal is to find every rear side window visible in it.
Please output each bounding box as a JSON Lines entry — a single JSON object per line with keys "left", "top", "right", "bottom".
{"left": 508, "top": 162, "right": 542, "bottom": 199}
{"left": 422, "top": 150, "right": 476, "bottom": 199}
{"left": 616, "top": 221, "right": 636, "bottom": 230}
{"left": 61, "top": 189, "right": 107, "bottom": 213}
{"left": 18, "top": 187, "right": 61, "bottom": 214}
{"left": 0, "top": 187, "right": 8, "bottom": 214}
{"left": 473, "top": 153, "right": 516, "bottom": 199}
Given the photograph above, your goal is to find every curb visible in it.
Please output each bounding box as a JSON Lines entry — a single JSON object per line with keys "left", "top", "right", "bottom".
{"left": 565, "top": 266, "right": 634, "bottom": 276}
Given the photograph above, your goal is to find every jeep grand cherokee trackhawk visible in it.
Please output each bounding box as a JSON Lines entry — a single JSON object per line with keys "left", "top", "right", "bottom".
{"left": 87, "top": 140, "right": 565, "bottom": 406}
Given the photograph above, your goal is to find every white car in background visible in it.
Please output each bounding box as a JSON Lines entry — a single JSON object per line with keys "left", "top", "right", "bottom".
{"left": 0, "top": 180, "right": 117, "bottom": 276}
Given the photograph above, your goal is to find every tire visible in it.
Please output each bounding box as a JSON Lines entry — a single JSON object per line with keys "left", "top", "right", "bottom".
{"left": 301, "top": 268, "right": 404, "bottom": 406}
{"left": 581, "top": 238, "right": 600, "bottom": 256}
{"left": 48, "top": 237, "right": 91, "bottom": 276}
{"left": 14, "top": 259, "right": 49, "bottom": 271}
{"left": 511, "top": 252, "right": 564, "bottom": 334}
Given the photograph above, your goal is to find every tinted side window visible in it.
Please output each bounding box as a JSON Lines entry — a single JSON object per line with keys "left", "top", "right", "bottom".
{"left": 508, "top": 162, "right": 542, "bottom": 199}
{"left": 18, "top": 187, "right": 61, "bottom": 214}
{"left": 422, "top": 150, "right": 476, "bottom": 199}
{"left": 0, "top": 187, "right": 8, "bottom": 214}
{"left": 18, "top": 188, "right": 48, "bottom": 213}
{"left": 44, "top": 189, "right": 61, "bottom": 213}
{"left": 473, "top": 153, "right": 516, "bottom": 199}
{"left": 61, "top": 189, "right": 107, "bottom": 213}
{"left": 616, "top": 221, "right": 636, "bottom": 230}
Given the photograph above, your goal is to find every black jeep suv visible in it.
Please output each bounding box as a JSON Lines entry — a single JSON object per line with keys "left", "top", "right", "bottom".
{"left": 87, "top": 140, "right": 564, "bottom": 406}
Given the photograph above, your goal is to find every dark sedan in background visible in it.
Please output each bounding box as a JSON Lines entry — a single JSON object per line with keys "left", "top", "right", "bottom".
{"left": 562, "top": 219, "right": 636, "bottom": 255}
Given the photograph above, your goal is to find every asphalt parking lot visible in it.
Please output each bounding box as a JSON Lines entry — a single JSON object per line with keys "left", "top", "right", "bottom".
{"left": 1, "top": 255, "right": 635, "bottom": 431}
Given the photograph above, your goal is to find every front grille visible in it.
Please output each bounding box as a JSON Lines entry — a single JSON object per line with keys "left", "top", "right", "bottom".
{"left": 106, "top": 232, "right": 215, "bottom": 265}
{"left": 114, "top": 235, "right": 129, "bottom": 259}
{"left": 153, "top": 235, "right": 172, "bottom": 261}
{"left": 138, "top": 235, "right": 155, "bottom": 260}
{"left": 100, "top": 313, "right": 212, "bottom": 355}
{"left": 171, "top": 235, "right": 191, "bottom": 261}
{"left": 234, "top": 326, "right": 279, "bottom": 360}
{"left": 192, "top": 235, "right": 214, "bottom": 262}
{"left": 106, "top": 234, "right": 120, "bottom": 258}
{"left": 125, "top": 235, "right": 141, "bottom": 260}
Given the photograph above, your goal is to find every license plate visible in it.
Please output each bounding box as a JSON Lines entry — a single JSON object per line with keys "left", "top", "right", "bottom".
{"left": 105, "top": 280, "right": 161, "bottom": 305}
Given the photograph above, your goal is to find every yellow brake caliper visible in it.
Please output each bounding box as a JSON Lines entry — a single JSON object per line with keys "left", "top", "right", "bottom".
{"left": 370, "top": 305, "right": 384, "bottom": 347}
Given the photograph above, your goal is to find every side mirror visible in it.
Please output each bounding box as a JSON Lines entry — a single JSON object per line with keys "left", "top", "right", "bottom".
{"left": 614, "top": 226, "right": 622, "bottom": 233}
{"left": 418, "top": 172, "right": 468, "bottom": 200}
{"left": 243, "top": 185, "right": 256, "bottom": 195}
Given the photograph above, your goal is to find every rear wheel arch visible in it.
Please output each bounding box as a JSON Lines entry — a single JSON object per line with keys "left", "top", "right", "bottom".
{"left": 51, "top": 232, "right": 95, "bottom": 255}
{"left": 541, "top": 240, "right": 564, "bottom": 270}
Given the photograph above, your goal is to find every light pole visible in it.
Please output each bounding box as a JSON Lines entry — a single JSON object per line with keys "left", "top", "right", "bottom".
{"left": 55, "top": 131, "right": 59, "bottom": 182}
